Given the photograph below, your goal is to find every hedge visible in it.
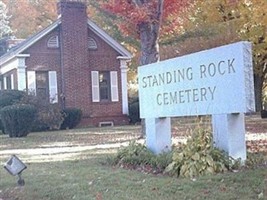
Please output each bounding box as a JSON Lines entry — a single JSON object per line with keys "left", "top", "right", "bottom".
{"left": 0, "top": 104, "right": 37, "bottom": 137}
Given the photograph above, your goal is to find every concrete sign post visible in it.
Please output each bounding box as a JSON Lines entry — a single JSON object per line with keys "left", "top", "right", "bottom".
{"left": 212, "top": 113, "right": 247, "bottom": 160}
{"left": 138, "top": 42, "right": 255, "bottom": 160}
{"left": 145, "top": 117, "right": 171, "bottom": 154}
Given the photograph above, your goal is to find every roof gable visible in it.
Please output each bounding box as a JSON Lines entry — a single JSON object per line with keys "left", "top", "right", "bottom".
{"left": 87, "top": 20, "right": 132, "bottom": 58}
{"left": 0, "top": 18, "right": 132, "bottom": 65}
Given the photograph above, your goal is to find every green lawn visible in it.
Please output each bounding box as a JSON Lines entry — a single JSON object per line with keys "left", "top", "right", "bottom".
{"left": 0, "top": 126, "right": 267, "bottom": 200}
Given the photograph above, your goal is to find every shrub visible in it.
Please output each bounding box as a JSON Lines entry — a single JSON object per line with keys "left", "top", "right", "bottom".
{"left": 60, "top": 108, "right": 82, "bottom": 129}
{"left": 128, "top": 97, "right": 140, "bottom": 124}
{"left": 0, "top": 90, "right": 26, "bottom": 108}
{"left": 0, "top": 104, "right": 36, "bottom": 137}
{"left": 261, "top": 110, "right": 267, "bottom": 118}
{"left": 20, "top": 94, "right": 64, "bottom": 131}
{"left": 36, "top": 104, "right": 65, "bottom": 131}
{"left": 108, "top": 141, "right": 173, "bottom": 173}
{"left": 115, "top": 141, "right": 153, "bottom": 165}
{"left": 0, "top": 119, "right": 5, "bottom": 134}
{"left": 0, "top": 90, "right": 26, "bottom": 133}
{"left": 165, "top": 128, "right": 234, "bottom": 178}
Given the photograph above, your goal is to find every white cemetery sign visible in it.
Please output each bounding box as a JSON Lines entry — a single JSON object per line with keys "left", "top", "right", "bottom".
{"left": 138, "top": 41, "right": 255, "bottom": 160}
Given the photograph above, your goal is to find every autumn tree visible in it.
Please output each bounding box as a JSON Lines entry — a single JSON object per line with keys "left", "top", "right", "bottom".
{"left": 0, "top": 0, "right": 12, "bottom": 38}
{"left": 2, "top": 0, "right": 57, "bottom": 38}
{"left": 102, "top": 0, "right": 191, "bottom": 66}
{"left": 101, "top": 0, "right": 191, "bottom": 137}
{"left": 237, "top": 0, "right": 267, "bottom": 111}
{"left": 186, "top": 0, "right": 267, "bottom": 111}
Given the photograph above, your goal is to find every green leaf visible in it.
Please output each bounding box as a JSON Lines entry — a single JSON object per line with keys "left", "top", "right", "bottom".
{"left": 192, "top": 153, "right": 200, "bottom": 161}
{"left": 207, "top": 167, "right": 215, "bottom": 174}
{"left": 206, "top": 155, "right": 214, "bottom": 166}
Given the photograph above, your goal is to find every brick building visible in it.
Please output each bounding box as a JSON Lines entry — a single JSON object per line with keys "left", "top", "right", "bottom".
{"left": 0, "top": 0, "right": 132, "bottom": 126}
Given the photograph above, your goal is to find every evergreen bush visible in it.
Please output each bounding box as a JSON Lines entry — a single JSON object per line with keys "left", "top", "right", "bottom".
{"left": 0, "top": 90, "right": 26, "bottom": 134}
{"left": 60, "top": 108, "right": 82, "bottom": 129}
{"left": 0, "top": 90, "right": 26, "bottom": 108}
{"left": 0, "top": 104, "right": 36, "bottom": 137}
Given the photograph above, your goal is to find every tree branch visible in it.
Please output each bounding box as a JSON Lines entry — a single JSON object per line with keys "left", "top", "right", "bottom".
{"left": 156, "top": 0, "right": 164, "bottom": 22}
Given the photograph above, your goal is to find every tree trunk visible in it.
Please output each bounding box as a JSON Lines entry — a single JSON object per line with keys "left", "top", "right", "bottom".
{"left": 138, "top": 22, "right": 160, "bottom": 138}
{"left": 254, "top": 74, "right": 264, "bottom": 112}
{"left": 137, "top": 0, "right": 164, "bottom": 138}
{"left": 139, "top": 22, "right": 160, "bottom": 65}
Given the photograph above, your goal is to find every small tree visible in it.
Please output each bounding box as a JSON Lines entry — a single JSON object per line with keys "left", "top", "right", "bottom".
{"left": 0, "top": 90, "right": 26, "bottom": 134}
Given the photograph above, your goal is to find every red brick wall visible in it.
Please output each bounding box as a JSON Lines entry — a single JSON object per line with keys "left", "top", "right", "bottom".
{"left": 23, "top": 1, "right": 128, "bottom": 126}
{"left": 86, "top": 29, "right": 125, "bottom": 122}
{"left": 59, "top": 1, "right": 90, "bottom": 113}
{"left": 24, "top": 28, "right": 62, "bottom": 103}
{"left": 58, "top": 1, "right": 128, "bottom": 126}
{"left": 24, "top": 28, "right": 61, "bottom": 72}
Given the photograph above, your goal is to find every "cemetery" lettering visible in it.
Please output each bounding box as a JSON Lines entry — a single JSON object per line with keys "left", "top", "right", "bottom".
{"left": 156, "top": 86, "right": 216, "bottom": 105}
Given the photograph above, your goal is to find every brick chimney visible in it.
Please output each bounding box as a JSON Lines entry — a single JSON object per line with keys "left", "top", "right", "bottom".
{"left": 58, "top": 0, "right": 90, "bottom": 110}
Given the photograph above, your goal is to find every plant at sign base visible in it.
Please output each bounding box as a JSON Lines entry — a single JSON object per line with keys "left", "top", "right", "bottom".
{"left": 107, "top": 141, "right": 172, "bottom": 173}
{"left": 107, "top": 128, "right": 244, "bottom": 177}
{"left": 165, "top": 128, "right": 240, "bottom": 178}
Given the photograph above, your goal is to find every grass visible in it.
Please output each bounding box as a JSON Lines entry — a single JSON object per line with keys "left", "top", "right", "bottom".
{"left": 0, "top": 126, "right": 267, "bottom": 200}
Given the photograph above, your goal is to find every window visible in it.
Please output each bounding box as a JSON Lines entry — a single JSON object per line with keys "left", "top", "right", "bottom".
{"left": 91, "top": 71, "right": 119, "bottom": 102}
{"left": 3, "top": 74, "right": 14, "bottom": 90}
{"left": 27, "top": 71, "right": 58, "bottom": 103}
{"left": 36, "top": 71, "right": 49, "bottom": 103}
{"left": 6, "top": 76, "right": 12, "bottom": 89}
{"left": 47, "top": 35, "right": 59, "bottom": 48}
{"left": 99, "top": 72, "right": 111, "bottom": 101}
{"left": 88, "top": 37, "right": 97, "bottom": 50}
